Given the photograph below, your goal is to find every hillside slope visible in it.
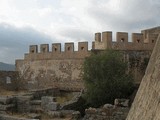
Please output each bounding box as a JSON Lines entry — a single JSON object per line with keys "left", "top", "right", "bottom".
{"left": 0, "top": 62, "right": 15, "bottom": 71}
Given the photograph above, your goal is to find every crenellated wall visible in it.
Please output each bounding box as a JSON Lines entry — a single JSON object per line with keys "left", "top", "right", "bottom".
{"left": 23, "top": 42, "right": 90, "bottom": 61}
{"left": 94, "top": 29, "right": 159, "bottom": 50}
{"left": 15, "top": 26, "right": 160, "bottom": 91}
{"left": 16, "top": 42, "right": 90, "bottom": 91}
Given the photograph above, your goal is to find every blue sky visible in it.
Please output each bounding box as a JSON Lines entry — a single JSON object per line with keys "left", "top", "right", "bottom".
{"left": 0, "top": 0, "right": 159, "bottom": 64}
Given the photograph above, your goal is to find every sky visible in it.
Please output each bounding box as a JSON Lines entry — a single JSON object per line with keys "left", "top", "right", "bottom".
{"left": 0, "top": 0, "right": 159, "bottom": 64}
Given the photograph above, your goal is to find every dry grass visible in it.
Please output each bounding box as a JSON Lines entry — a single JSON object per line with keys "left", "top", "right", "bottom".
{"left": 0, "top": 89, "right": 28, "bottom": 96}
{"left": 56, "top": 92, "right": 75, "bottom": 104}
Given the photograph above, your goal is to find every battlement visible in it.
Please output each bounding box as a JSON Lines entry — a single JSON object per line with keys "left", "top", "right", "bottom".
{"left": 52, "top": 43, "right": 61, "bottom": 53}
{"left": 40, "top": 44, "right": 49, "bottom": 53}
{"left": 24, "top": 26, "right": 160, "bottom": 61}
{"left": 29, "top": 42, "right": 89, "bottom": 54}
{"left": 29, "top": 45, "right": 38, "bottom": 53}
{"left": 94, "top": 29, "right": 159, "bottom": 50}
{"left": 25, "top": 42, "right": 90, "bottom": 60}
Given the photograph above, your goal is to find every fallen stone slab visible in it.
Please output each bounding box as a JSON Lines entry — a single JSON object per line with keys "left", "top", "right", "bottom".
{"left": 61, "top": 110, "right": 75, "bottom": 116}
{"left": 0, "top": 104, "right": 15, "bottom": 111}
{"left": 47, "top": 111, "right": 63, "bottom": 118}
{"left": 16, "top": 95, "right": 33, "bottom": 101}
{"left": 72, "top": 111, "right": 81, "bottom": 120}
{"left": 27, "top": 113, "right": 41, "bottom": 119}
{"left": 41, "top": 96, "right": 56, "bottom": 104}
{"left": 41, "top": 96, "right": 56, "bottom": 111}
{"left": 16, "top": 95, "right": 33, "bottom": 113}
{"left": 30, "top": 100, "right": 41, "bottom": 105}
{"left": 0, "top": 114, "right": 39, "bottom": 120}
{"left": 85, "top": 107, "right": 97, "bottom": 114}
{"left": 0, "top": 96, "right": 14, "bottom": 105}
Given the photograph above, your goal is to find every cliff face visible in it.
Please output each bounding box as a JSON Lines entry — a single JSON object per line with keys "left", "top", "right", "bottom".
{"left": 127, "top": 34, "right": 160, "bottom": 120}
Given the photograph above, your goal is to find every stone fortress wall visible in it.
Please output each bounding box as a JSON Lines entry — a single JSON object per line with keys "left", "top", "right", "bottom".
{"left": 15, "top": 26, "right": 160, "bottom": 91}
{"left": 16, "top": 42, "right": 91, "bottom": 91}
{"left": 94, "top": 26, "right": 159, "bottom": 50}
{"left": 127, "top": 30, "right": 160, "bottom": 120}
{"left": 24, "top": 42, "right": 90, "bottom": 61}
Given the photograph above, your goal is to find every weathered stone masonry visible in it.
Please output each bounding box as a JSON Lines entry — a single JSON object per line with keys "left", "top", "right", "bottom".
{"left": 16, "top": 26, "right": 160, "bottom": 91}
{"left": 127, "top": 30, "right": 160, "bottom": 120}
{"left": 0, "top": 71, "right": 19, "bottom": 91}
{"left": 16, "top": 42, "right": 90, "bottom": 91}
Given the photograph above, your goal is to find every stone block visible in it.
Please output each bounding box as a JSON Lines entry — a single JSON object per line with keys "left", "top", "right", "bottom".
{"left": 85, "top": 107, "right": 97, "bottom": 114}
{"left": 41, "top": 96, "right": 58, "bottom": 111}
{"left": 30, "top": 100, "right": 41, "bottom": 105}
{"left": 72, "top": 111, "right": 81, "bottom": 119}
{"left": 0, "top": 104, "right": 15, "bottom": 111}
{"left": 47, "top": 102, "right": 60, "bottom": 111}
{"left": 47, "top": 111, "right": 63, "bottom": 118}
{"left": 114, "top": 99, "right": 129, "bottom": 107}
{"left": 16, "top": 95, "right": 33, "bottom": 113}
{"left": 0, "top": 114, "right": 40, "bottom": 120}
{"left": 27, "top": 113, "right": 41, "bottom": 119}
{"left": 41, "top": 96, "right": 56, "bottom": 105}
{"left": 0, "top": 96, "right": 14, "bottom": 105}
{"left": 103, "top": 104, "right": 114, "bottom": 109}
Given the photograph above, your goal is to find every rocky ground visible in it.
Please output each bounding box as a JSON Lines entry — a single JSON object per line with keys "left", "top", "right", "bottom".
{"left": 0, "top": 88, "right": 130, "bottom": 120}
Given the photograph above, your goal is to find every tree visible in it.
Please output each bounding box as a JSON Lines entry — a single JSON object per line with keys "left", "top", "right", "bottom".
{"left": 82, "top": 50, "right": 134, "bottom": 107}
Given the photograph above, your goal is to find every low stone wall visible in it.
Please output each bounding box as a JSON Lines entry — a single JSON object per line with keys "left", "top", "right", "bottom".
{"left": 0, "top": 96, "right": 15, "bottom": 114}
{"left": 0, "top": 88, "right": 73, "bottom": 119}
{"left": 30, "top": 88, "right": 60, "bottom": 99}
{"left": 16, "top": 95, "right": 33, "bottom": 113}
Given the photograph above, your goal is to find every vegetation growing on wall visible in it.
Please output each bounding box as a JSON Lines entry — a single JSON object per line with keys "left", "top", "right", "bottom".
{"left": 82, "top": 50, "right": 134, "bottom": 107}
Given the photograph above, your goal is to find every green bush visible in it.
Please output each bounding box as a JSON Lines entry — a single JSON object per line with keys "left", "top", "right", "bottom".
{"left": 82, "top": 50, "right": 134, "bottom": 107}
